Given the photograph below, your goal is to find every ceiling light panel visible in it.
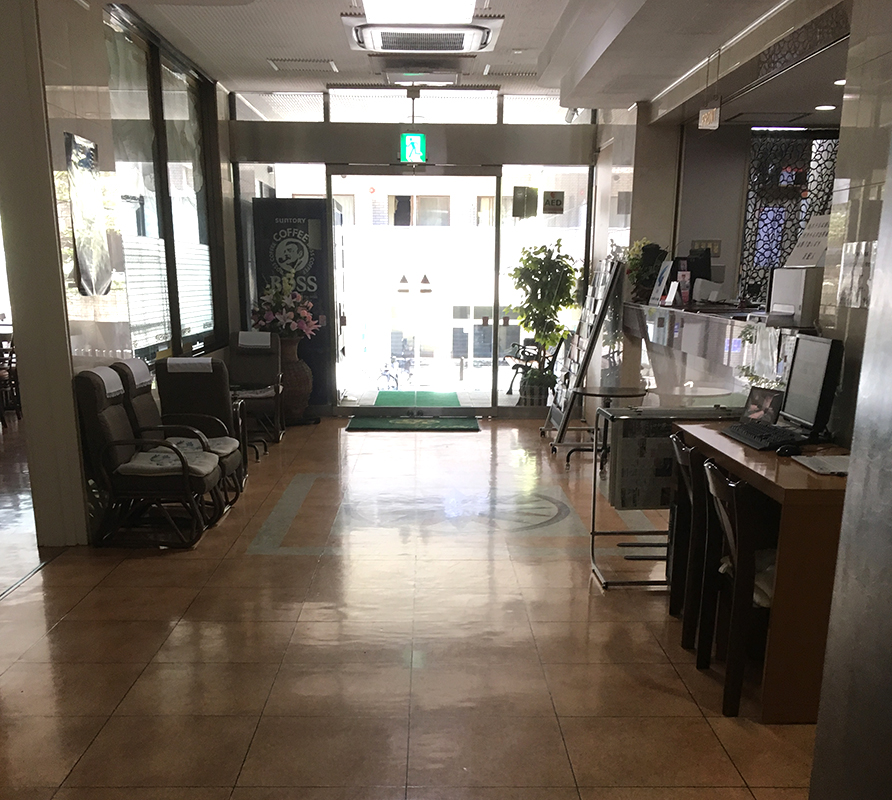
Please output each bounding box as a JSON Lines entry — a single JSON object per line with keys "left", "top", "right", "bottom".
{"left": 363, "top": 0, "right": 476, "bottom": 25}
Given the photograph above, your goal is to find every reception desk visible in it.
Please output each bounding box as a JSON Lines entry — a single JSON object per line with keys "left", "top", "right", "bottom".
{"left": 619, "top": 303, "right": 794, "bottom": 408}
{"left": 676, "top": 421, "right": 846, "bottom": 724}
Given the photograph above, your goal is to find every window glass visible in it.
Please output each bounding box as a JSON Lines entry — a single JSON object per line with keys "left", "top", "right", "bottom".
{"left": 162, "top": 61, "right": 213, "bottom": 350}
{"left": 416, "top": 196, "right": 450, "bottom": 226}
{"left": 235, "top": 92, "right": 324, "bottom": 121}
{"left": 330, "top": 89, "right": 412, "bottom": 123}
{"left": 414, "top": 90, "right": 497, "bottom": 124}
{"left": 98, "top": 19, "right": 168, "bottom": 361}
{"left": 477, "top": 196, "right": 495, "bottom": 226}
{"left": 502, "top": 95, "right": 567, "bottom": 125}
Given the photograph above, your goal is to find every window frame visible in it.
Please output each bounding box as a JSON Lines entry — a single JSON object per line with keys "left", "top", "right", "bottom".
{"left": 107, "top": 7, "right": 228, "bottom": 359}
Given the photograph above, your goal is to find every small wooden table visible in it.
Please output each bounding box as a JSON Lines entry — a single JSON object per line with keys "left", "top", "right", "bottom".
{"left": 676, "top": 421, "right": 847, "bottom": 724}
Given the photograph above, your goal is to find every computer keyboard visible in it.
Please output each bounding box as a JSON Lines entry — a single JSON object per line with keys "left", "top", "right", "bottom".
{"left": 722, "top": 420, "right": 809, "bottom": 451}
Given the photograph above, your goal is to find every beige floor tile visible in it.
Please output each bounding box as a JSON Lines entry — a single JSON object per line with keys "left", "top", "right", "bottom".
{"left": 0, "top": 715, "right": 106, "bottom": 786}
{"left": 674, "top": 663, "right": 763, "bottom": 718}
{"left": 646, "top": 617, "right": 698, "bottom": 664}
{"left": 237, "top": 716, "right": 409, "bottom": 786}
{"left": 34, "top": 557, "right": 122, "bottom": 587}
{"left": 0, "top": 789, "right": 58, "bottom": 800}
{"left": 183, "top": 586, "right": 304, "bottom": 621}
{"left": 115, "top": 662, "right": 278, "bottom": 715}
{"left": 407, "top": 713, "right": 575, "bottom": 787}
{"left": 284, "top": 620, "right": 413, "bottom": 664}
{"left": 708, "top": 718, "right": 816, "bottom": 788}
{"left": 411, "top": 663, "right": 554, "bottom": 715}
{"left": 205, "top": 555, "right": 320, "bottom": 588}
{"left": 577, "top": 792, "right": 755, "bottom": 800}
{"left": 18, "top": 620, "right": 176, "bottom": 663}
{"left": 0, "top": 662, "right": 143, "bottom": 715}
{"left": 408, "top": 792, "right": 580, "bottom": 800}
{"left": 562, "top": 717, "right": 744, "bottom": 787}
{"left": 522, "top": 586, "right": 669, "bottom": 623}
{"left": 0, "top": 584, "right": 93, "bottom": 623}
{"left": 411, "top": 623, "right": 540, "bottom": 668}
{"left": 0, "top": 621, "right": 52, "bottom": 662}
{"left": 152, "top": 620, "right": 296, "bottom": 663}
{"left": 99, "top": 558, "right": 220, "bottom": 588}
{"left": 65, "top": 587, "right": 200, "bottom": 621}
{"left": 546, "top": 663, "right": 700, "bottom": 717}
{"left": 54, "top": 791, "right": 231, "bottom": 800}
{"left": 532, "top": 620, "right": 669, "bottom": 664}
{"left": 749, "top": 790, "right": 809, "bottom": 799}
{"left": 265, "top": 663, "right": 411, "bottom": 715}
{"left": 64, "top": 715, "right": 258, "bottom": 787}
{"left": 232, "top": 790, "right": 406, "bottom": 800}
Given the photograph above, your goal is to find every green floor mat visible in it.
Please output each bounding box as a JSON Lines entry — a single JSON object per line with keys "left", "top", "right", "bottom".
{"left": 374, "top": 391, "right": 461, "bottom": 407}
{"left": 346, "top": 417, "right": 479, "bottom": 432}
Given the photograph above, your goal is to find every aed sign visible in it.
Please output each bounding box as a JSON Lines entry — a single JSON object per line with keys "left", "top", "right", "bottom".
{"left": 542, "top": 191, "right": 565, "bottom": 215}
{"left": 400, "top": 133, "right": 426, "bottom": 163}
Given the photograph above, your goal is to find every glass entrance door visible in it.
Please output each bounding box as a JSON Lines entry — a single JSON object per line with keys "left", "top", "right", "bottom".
{"left": 331, "top": 171, "right": 498, "bottom": 411}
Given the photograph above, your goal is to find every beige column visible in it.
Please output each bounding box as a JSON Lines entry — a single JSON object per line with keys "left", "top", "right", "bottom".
{"left": 0, "top": 0, "right": 89, "bottom": 545}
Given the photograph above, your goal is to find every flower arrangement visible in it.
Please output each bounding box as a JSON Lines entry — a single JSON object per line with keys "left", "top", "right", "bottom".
{"left": 251, "top": 273, "right": 321, "bottom": 339}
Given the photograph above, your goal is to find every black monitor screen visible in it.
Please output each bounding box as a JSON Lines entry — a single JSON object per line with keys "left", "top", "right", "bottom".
{"left": 781, "top": 335, "right": 843, "bottom": 431}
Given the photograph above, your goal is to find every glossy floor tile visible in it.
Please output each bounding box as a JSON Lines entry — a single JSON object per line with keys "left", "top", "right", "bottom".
{"left": 0, "top": 418, "right": 816, "bottom": 796}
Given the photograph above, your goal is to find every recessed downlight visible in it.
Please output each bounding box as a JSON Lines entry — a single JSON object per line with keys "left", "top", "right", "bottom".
{"left": 834, "top": 79, "right": 846, "bottom": 86}
{"left": 815, "top": 105, "right": 837, "bottom": 111}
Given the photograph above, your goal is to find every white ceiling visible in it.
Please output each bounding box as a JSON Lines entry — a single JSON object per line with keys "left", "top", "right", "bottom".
{"left": 127, "top": 0, "right": 848, "bottom": 126}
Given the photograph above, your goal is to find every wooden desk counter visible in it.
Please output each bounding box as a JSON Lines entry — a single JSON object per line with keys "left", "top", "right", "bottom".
{"left": 676, "top": 421, "right": 847, "bottom": 724}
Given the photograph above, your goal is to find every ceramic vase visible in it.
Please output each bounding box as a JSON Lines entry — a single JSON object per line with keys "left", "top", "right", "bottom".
{"left": 280, "top": 337, "right": 313, "bottom": 424}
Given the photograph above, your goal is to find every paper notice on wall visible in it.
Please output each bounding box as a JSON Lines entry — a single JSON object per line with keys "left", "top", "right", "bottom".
{"left": 785, "top": 214, "right": 830, "bottom": 267}
{"left": 837, "top": 240, "right": 876, "bottom": 309}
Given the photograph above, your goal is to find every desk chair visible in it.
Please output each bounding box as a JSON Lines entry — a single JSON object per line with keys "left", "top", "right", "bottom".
{"left": 700, "top": 459, "right": 780, "bottom": 716}
{"left": 669, "top": 432, "right": 709, "bottom": 646}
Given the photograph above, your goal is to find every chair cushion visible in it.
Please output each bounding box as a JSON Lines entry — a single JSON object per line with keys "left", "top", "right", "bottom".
{"left": 164, "top": 435, "right": 240, "bottom": 458}
{"left": 115, "top": 450, "right": 219, "bottom": 478}
{"left": 232, "top": 386, "right": 277, "bottom": 400}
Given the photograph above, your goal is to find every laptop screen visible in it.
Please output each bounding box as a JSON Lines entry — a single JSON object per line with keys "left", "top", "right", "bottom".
{"left": 741, "top": 386, "right": 784, "bottom": 424}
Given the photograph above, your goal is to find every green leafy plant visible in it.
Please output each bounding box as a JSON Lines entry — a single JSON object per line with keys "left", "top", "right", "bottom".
{"left": 625, "top": 238, "right": 667, "bottom": 303}
{"left": 507, "top": 240, "right": 577, "bottom": 400}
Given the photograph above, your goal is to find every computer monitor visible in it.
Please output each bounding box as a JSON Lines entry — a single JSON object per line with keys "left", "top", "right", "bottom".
{"left": 669, "top": 249, "right": 712, "bottom": 297}
{"left": 780, "top": 334, "right": 844, "bottom": 434}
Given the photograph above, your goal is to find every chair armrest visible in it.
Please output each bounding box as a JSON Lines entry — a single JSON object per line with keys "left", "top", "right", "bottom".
{"left": 161, "top": 413, "right": 229, "bottom": 438}
{"left": 137, "top": 425, "right": 212, "bottom": 451}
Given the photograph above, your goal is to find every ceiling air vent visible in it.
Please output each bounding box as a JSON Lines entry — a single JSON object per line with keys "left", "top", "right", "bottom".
{"left": 267, "top": 59, "right": 338, "bottom": 73}
{"left": 344, "top": 17, "right": 502, "bottom": 54}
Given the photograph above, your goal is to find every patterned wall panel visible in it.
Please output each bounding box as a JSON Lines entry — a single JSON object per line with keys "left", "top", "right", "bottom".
{"left": 738, "top": 133, "right": 838, "bottom": 302}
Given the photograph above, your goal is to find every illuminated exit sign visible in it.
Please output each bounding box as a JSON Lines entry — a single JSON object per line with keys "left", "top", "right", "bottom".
{"left": 400, "top": 133, "right": 426, "bottom": 163}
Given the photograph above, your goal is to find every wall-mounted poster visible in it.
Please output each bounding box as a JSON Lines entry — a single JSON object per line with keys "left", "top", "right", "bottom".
{"left": 65, "top": 133, "right": 112, "bottom": 296}
{"left": 252, "top": 198, "right": 332, "bottom": 408}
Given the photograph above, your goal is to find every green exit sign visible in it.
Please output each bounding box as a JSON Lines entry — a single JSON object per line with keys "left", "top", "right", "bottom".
{"left": 400, "top": 133, "right": 426, "bottom": 163}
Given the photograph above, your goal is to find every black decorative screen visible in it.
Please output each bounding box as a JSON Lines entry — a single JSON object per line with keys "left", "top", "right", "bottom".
{"left": 738, "top": 133, "right": 838, "bottom": 302}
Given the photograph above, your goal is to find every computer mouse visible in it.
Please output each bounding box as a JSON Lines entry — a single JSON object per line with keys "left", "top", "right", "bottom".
{"left": 776, "top": 445, "right": 803, "bottom": 457}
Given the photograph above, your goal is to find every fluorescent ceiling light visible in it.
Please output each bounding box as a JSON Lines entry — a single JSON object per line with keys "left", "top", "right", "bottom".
{"left": 751, "top": 126, "right": 806, "bottom": 131}
{"left": 815, "top": 105, "right": 837, "bottom": 111}
{"left": 834, "top": 79, "right": 846, "bottom": 86}
{"left": 363, "top": 0, "right": 475, "bottom": 25}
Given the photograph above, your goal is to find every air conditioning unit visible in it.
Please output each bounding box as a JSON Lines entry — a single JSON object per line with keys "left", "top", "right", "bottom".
{"left": 343, "top": 17, "right": 502, "bottom": 54}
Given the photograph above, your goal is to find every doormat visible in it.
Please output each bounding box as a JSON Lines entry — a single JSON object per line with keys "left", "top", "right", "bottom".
{"left": 374, "top": 391, "right": 461, "bottom": 407}
{"left": 346, "top": 417, "right": 479, "bottom": 432}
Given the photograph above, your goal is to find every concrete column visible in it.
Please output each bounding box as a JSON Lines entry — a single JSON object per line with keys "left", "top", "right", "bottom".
{"left": 0, "top": 0, "right": 89, "bottom": 546}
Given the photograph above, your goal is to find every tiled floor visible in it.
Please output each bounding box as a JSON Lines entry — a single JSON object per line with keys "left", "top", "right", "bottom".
{"left": 0, "top": 418, "right": 816, "bottom": 798}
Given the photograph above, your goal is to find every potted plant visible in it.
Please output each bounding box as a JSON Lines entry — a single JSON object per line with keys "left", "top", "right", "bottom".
{"left": 507, "top": 239, "right": 577, "bottom": 405}
{"left": 625, "top": 239, "right": 668, "bottom": 303}
{"left": 251, "top": 269, "right": 322, "bottom": 424}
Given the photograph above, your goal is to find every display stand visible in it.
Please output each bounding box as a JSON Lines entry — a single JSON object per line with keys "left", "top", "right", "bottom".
{"left": 541, "top": 259, "right": 626, "bottom": 452}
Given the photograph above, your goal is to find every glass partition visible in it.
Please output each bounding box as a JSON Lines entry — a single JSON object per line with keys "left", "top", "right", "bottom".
{"left": 498, "top": 165, "right": 590, "bottom": 406}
